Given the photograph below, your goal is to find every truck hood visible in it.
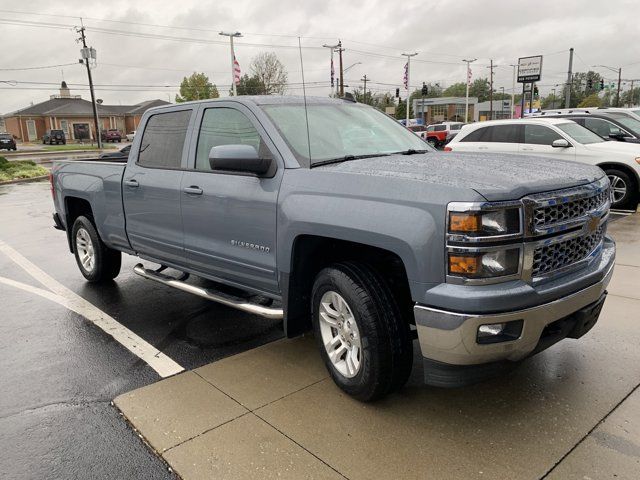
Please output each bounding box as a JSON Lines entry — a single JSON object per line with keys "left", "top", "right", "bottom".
{"left": 316, "top": 152, "right": 604, "bottom": 201}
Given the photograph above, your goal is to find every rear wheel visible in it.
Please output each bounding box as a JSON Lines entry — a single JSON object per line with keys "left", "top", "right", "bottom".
{"left": 72, "top": 216, "right": 121, "bottom": 282}
{"left": 312, "top": 262, "right": 413, "bottom": 402}
{"left": 606, "top": 168, "right": 637, "bottom": 210}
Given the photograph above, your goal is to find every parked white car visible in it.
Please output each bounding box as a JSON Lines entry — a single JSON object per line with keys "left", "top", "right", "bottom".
{"left": 126, "top": 130, "right": 136, "bottom": 142}
{"left": 446, "top": 118, "right": 640, "bottom": 209}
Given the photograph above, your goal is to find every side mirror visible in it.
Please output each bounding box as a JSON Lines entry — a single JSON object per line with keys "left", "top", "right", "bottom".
{"left": 552, "top": 139, "right": 571, "bottom": 148}
{"left": 209, "top": 145, "right": 273, "bottom": 176}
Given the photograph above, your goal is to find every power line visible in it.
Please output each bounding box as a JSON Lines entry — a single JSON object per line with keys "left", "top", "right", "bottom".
{"left": 0, "top": 62, "right": 79, "bottom": 71}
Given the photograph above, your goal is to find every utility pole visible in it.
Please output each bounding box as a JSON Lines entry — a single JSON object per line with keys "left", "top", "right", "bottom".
{"left": 402, "top": 52, "right": 418, "bottom": 126}
{"left": 616, "top": 67, "right": 622, "bottom": 107}
{"left": 322, "top": 42, "right": 340, "bottom": 95}
{"left": 361, "top": 74, "right": 368, "bottom": 104}
{"left": 630, "top": 79, "right": 635, "bottom": 106}
{"left": 463, "top": 59, "right": 476, "bottom": 123}
{"left": 76, "top": 24, "right": 101, "bottom": 148}
{"left": 219, "top": 31, "right": 242, "bottom": 96}
{"left": 500, "top": 86, "right": 505, "bottom": 118}
{"left": 510, "top": 64, "right": 517, "bottom": 118}
{"left": 488, "top": 59, "right": 494, "bottom": 120}
{"left": 565, "top": 47, "right": 574, "bottom": 108}
{"left": 337, "top": 40, "right": 345, "bottom": 97}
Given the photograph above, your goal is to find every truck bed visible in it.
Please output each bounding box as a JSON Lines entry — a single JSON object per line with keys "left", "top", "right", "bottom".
{"left": 52, "top": 160, "right": 130, "bottom": 252}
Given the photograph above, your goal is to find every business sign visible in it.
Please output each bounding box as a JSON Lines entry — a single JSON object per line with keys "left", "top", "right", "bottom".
{"left": 517, "top": 55, "right": 543, "bottom": 83}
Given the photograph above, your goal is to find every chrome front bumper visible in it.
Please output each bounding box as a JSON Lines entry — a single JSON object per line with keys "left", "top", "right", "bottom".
{"left": 414, "top": 259, "right": 614, "bottom": 366}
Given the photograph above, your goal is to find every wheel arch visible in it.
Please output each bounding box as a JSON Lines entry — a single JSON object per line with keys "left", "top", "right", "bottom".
{"left": 281, "top": 235, "right": 413, "bottom": 338}
{"left": 64, "top": 196, "right": 94, "bottom": 253}
{"left": 597, "top": 162, "right": 640, "bottom": 188}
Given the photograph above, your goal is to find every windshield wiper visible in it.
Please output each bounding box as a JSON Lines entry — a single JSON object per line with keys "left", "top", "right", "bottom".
{"left": 392, "top": 149, "right": 430, "bottom": 155}
{"left": 311, "top": 153, "right": 391, "bottom": 168}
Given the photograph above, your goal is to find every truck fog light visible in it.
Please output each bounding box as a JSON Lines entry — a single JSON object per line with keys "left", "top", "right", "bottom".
{"left": 477, "top": 320, "right": 523, "bottom": 344}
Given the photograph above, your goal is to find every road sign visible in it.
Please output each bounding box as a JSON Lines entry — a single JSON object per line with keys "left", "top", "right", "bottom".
{"left": 517, "top": 55, "right": 543, "bottom": 83}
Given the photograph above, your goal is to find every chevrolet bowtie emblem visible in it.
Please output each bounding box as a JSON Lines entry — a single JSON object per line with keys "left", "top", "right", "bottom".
{"left": 585, "top": 214, "right": 600, "bottom": 234}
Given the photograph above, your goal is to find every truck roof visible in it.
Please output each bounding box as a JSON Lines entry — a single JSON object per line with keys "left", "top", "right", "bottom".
{"left": 146, "top": 95, "right": 355, "bottom": 112}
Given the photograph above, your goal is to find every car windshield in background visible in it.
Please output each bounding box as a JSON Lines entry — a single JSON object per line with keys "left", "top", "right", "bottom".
{"left": 0, "top": 134, "right": 12, "bottom": 139}
{"left": 603, "top": 112, "right": 640, "bottom": 132}
{"left": 556, "top": 122, "right": 604, "bottom": 144}
{"left": 261, "top": 103, "right": 429, "bottom": 166}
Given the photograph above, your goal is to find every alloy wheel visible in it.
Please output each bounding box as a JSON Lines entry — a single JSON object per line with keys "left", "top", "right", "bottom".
{"left": 608, "top": 174, "right": 627, "bottom": 204}
{"left": 318, "top": 290, "right": 362, "bottom": 378}
{"left": 75, "top": 228, "right": 96, "bottom": 272}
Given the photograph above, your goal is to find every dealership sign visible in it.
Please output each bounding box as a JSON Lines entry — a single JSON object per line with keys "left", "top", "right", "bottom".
{"left": 517, "top": 55, "right": 543, "bottom": 83}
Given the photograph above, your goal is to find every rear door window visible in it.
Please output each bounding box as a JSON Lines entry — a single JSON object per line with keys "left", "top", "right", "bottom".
{"left": 487, "top": 124, "right": 522, "bottom": 143}
{"left": 137, "top": 110, "right": 191, "bottom": 169}
{"left": 460, "top": 126, "right": 489, "bottom": 142}
{"left": 434, "top": 125, "right": 446, "bottom": 131}
{"left": 583, "top": 118, "right": 623, "bottom": 137}
{"left": 523, "top": 124, "right": 563, "bottom": 145}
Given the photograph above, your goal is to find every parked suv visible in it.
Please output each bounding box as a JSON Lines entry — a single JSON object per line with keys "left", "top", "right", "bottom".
{"left": 446, "top": 118, "right": 640, "bottom": 210}
{"left": 0, "top": 133, "right": 17, "bottom": 151}
{"left": 101, "top": 129, "right": 122, "bottom": 142}
{"left": 425, "top": 122, "right": 464, "bottom": 148}
{"left": 530, "top": 111, "right": 640, "bottom": 144}
{"left": 43, "top": 129, "right": 66, "bottom": 145}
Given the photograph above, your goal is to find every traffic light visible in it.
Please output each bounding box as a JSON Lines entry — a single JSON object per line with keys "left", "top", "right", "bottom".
{"left": 587, "top": 78, "right": 593, "bottom": 89}
{"left": 395, "top": 87, "right": 400, "bottom": 98}
{"left": 533, "top": 85, "right": 539, "bottom": 98}
{"left": 599, "top": 79, "right": 605, "bottom": 90}
{"left": 421, "top": 82, "right": 428, "bottom": 96}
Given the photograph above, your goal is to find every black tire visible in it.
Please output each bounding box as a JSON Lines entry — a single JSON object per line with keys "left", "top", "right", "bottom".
{"left": 311, "top": 262, "right": 413, "bottom": 402}
{"left": 606, "top": 168, "right": 638, "bottom": 210}
{"left": 71, "top": 216, "right": 121, "bottom": 282}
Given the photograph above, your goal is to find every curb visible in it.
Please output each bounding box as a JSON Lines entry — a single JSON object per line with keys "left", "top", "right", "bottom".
{"left": 0, "top": 175, "right": 49, "bottom": 186}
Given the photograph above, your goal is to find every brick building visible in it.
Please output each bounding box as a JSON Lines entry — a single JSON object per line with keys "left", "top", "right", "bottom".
{"left": 2, "top": 82, "right": 169, "bottom": 142}
{"left": 412, "top": 96, "right": 478, "bottom": 124}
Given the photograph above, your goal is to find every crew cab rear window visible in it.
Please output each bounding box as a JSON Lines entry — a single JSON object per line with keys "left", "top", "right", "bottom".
{"left": 138, "top": 110, "right": 191, "bottom": 169}
{"left": 434, "top": 125, "right": 446, "bottom": 131}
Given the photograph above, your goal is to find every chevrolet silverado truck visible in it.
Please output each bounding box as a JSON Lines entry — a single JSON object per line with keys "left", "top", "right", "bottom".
{"left": 51, "top": 96, "right": 615, "bottom": 401}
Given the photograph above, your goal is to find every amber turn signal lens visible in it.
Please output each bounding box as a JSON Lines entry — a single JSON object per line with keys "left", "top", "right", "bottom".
{"left": 449, "top": 255, "right": 480, "bottom": 274}
{"left": 449, "top": 213, "right": 481, "bottom": 233}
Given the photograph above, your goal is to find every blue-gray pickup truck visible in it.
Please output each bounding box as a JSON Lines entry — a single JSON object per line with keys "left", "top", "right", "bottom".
{"left": 51, "top": 96, "right": 615, "bottom": 401}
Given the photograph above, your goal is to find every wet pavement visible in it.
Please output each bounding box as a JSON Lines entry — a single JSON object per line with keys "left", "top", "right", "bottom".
{"left": 0, "top": 181, "right": 282, "bottom": 479}
{"left": 1, "top": 180, "right": 638, "bottom": 479}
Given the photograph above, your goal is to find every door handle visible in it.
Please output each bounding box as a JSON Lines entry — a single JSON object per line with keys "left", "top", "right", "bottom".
{"left": 478, "top": 146, "right": 489, "bottom": 150}
{"left": 124, "top": 179, "right": 139, "bottom": 187}
{"left": 183, "top": 186, "right": 203, "bottom": 195}
{"left": 521, "top": 147, "right": 534, "bottom": 151}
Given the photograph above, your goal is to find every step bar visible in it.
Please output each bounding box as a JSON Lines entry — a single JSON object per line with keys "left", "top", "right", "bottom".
{"left": 133, "top": 264, "right": 283, "bottom": 320}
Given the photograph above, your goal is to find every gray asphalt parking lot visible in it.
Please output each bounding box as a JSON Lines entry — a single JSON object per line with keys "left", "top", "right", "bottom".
{"left": 1, "top": 180, "right": 639, "bottom": 479}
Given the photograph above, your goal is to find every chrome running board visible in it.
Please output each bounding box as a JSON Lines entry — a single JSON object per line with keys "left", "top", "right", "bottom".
{"left": 133, "top": 264, "right": 283, "bottom": 320}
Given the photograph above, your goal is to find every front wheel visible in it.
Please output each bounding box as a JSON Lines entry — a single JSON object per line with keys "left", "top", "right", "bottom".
{"left": 312, "top": 262, "right": 413, "bottom": 402}
{"left": 72, "top": 216, "right": 121, "bottom": 282}
{"left": 606, "top": 168, "right": 638, "bottom": 210}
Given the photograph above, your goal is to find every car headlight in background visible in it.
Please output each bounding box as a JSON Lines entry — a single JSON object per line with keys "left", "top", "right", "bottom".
{"left": 448, "top": 207, "right": 520, "bottom": 237}
{"left": 448, "top": 248, "right": 521, "bottom": 279}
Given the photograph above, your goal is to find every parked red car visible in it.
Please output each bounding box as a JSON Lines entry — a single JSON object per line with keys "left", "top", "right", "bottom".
{"left": 424, "top": 122, "right": 464, "bottom": 148}
{"left": 101, "top": 129, "right": 122, "bottom": 142}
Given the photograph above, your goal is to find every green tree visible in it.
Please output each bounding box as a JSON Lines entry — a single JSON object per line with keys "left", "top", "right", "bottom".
{"left": 578, "top": 93, "right": 602, "bottom": 108}
{"left": 542, "top": 93, "right": 562, "bottom": 109}
{"left": 394, "top": 98, "right": 413, "bottom": 120}
{"left": 621, "top": 87, "right": 640, "bottom": 107}
{"left": 443, "top": 82, "right": 466, "bottom": 97}
{"left": 175, "top": 72, "right": 219, "bottom": 102}
{"left": 560, "top": 71, "right": 603, "bottom": 108}
{"left": 235, "top": 74, "right": 264, "bottom": 95}
{"left": 442, "top": 78, "right": 491, "bottom": 102}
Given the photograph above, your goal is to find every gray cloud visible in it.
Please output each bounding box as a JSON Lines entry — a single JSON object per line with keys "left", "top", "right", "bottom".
{"left": 1, "top": 0, "right": 639, "bottom": 114}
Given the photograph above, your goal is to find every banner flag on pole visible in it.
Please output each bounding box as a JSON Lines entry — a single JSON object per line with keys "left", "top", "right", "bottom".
{"left": 467, "top": 66, "right": 472, "bottom": 86}
{"left": 331, "top": 58, "right": 335, "bottom": 87}
{"left": 233, "top": 56, "right": 241, "bottom": 85}
{"left": 403, "top": 62, "right": 409, "bottom": 90}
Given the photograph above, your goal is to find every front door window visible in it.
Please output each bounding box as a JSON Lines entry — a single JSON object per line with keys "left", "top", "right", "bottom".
{"left": 26, "top": 120, "right": 36, "bottom": 141}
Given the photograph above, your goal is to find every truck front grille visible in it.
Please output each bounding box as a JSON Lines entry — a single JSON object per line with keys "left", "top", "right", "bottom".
{"left": 532, "top": 225, "right": 606, "bottom": 277}
{"left": 533, "top": 188, "right": 609, "bottom": 228}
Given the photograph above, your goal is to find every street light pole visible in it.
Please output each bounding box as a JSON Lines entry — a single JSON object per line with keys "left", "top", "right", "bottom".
{"left": 510, "top": 64, "right": 516, "bottom": 119}
{"left": 463, "top": 58, "right": 476, "bottom": 123}
{"left": 500, "top": 86, "right": 505, "bottom": 118}
{"left": 219, "top": 31, "right": 242, "bottom": 96}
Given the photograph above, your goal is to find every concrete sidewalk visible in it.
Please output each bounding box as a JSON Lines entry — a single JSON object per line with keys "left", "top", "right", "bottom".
{"left": 114, "top": 214, "right": 640, "bottom": 480}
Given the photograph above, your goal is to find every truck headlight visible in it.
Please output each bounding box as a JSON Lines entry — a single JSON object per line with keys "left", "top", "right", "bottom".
{"left": 449, "top": 208, "right": 520, "bottom": 237}
{"left": 448, "top": 248, "right": 520, "bottom": 279}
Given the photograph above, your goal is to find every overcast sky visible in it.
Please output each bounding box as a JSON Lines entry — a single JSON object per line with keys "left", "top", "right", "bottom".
{"left": 1, "top": 0, "right": 639, "bottom": 114}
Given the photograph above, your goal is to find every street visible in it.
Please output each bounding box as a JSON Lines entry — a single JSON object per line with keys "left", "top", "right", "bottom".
{"left": 1, "top": 180, "right": 639, "bottom": 479}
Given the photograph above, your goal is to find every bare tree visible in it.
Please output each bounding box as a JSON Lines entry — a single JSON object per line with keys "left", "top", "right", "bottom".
{"left": 250, "top": 52, "right": 288, "bottom": 95}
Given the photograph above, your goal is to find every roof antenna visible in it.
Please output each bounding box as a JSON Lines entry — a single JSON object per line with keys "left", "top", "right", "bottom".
{"left": 298, "top": 36, "right": 312, "bottom": 162}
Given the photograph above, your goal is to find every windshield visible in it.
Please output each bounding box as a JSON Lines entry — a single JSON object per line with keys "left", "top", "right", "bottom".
{"left": 261, "top": 103, "right": 429, "bottom": 166}
{"left": 556, "top": 122, "right": 605, "bottom": 144}
{"left": 630, "top": 109, "right": 640, "bottom": 116}
{"left": 0, "top": 134, "right": 12, "bottom": 139}
{"left": 601, "top": 112, "right": 640, "bottom": 133}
